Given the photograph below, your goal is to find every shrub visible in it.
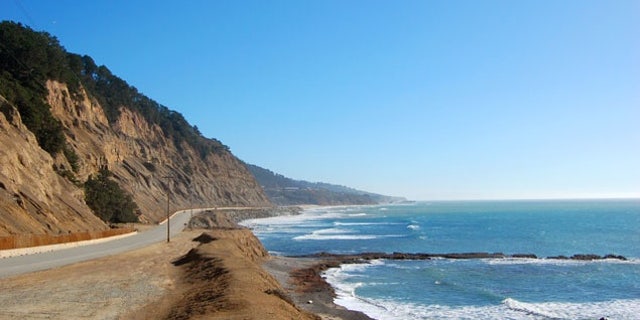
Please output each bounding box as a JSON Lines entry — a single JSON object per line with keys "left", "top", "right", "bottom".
{"left": 84, "top": 167, "right": 139, "bottom": 223}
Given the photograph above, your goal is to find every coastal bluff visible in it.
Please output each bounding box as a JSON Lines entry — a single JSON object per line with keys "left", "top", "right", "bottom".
{"left": 0, "top": 22, "right": 271, "bottom": 237}
{"left": 0, "top": 79, "right": 270, "bottom": 236}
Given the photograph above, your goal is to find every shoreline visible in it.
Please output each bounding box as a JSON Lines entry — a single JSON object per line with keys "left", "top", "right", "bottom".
{"left": 197, "top": 206, "right": 626, "bottom": 320}
{"left": 224, "top": 206, "right": 631, "bottom": 320}
{"left": 191, "top": 207, "right": 374, "bottom": 320}
{"left": 263, "top": 256, "right": 374, "bottom": 320}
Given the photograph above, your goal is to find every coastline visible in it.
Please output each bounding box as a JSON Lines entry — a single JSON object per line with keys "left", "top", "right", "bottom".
{"left": 225, "top": 205, "right": 633, "bottom": 320}
{"left": 2, "top": 205, "right": 634, "bottom": 319}
{"left": 186, "top": 207, "right": 373, "bottom": 320}
{"left": 263, "top": 256, "right": 374, "bottom": 320}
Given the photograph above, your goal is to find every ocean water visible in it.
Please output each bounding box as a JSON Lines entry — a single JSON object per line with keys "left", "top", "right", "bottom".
{"left": 241, "top": 200, "right": 640, "bottom": 319}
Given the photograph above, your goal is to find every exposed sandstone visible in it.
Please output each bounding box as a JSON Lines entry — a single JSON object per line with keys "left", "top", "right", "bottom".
{"left": 0, "top": 80, "right": 270, "bottom": 236}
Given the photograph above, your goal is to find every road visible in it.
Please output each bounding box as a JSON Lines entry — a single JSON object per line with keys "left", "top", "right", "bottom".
{"left": 0, "top": 208, "right": 197, "bottom": 279}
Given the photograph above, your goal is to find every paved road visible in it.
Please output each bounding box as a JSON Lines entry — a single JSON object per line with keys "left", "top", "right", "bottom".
{"left": 0, "top": 208, "right": 198, "bottom": 279}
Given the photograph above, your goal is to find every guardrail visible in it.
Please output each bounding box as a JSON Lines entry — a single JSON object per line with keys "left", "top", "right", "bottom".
{"left": 0, "top": 228, "right": 134, "bottom": 250}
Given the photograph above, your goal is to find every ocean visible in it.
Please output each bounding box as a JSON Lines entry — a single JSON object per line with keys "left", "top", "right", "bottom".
{"left": 241, "top": 200, "right": 640, "bottom": 319}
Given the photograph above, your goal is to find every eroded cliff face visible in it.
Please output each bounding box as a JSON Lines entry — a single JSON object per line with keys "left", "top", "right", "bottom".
{"left": 0, "top": 81, "right": 270, "bottom": 236}
{"left": 0, "top": 100, "right": 107, "bottom": 235}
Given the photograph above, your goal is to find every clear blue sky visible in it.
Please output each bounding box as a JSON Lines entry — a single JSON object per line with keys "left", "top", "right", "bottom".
{"left": 3, "top": 0, "right": 639, "bottom": 200}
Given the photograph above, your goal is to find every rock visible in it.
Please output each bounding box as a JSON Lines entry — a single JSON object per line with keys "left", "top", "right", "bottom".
{"left": 441, "top": 252, "right": 506, "bottom": 259}
{"left": 603, "top": 254, "right": 627, "bottom": 261}
{"left": 570, "top": 254, "right": 602, "bottom": 261}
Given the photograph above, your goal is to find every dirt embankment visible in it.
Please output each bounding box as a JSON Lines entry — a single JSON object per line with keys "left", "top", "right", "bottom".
{"left": 187, "top": 208, "right": 372, "bottom": 320}
{"left": 133, "top": 227, "right": 319, "bottom": 320}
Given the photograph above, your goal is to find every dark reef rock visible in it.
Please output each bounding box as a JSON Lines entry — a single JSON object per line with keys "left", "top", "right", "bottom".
{"left": 603, "top": 254, "right": 627, "bottom": 261}
{"left": 571, "top": 254, "right": 602, "bottom": 261}
{"left": 547, "top": 255, "right": 569, "bottom": 260}
{"left": 299, "top": 252, "right": 627, "bottom": 263}
{"left": 546, "top": 254, "right": 627, "bottom": 261}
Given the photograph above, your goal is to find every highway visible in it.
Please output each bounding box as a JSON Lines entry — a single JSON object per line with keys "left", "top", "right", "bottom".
{"left": 0, "top": 208, "right": 196, "bottom": 279}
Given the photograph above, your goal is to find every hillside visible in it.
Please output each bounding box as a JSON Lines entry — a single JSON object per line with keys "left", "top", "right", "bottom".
{"left": 0, "top": 22, "right": 270, "bottom": 236}
{"left": 246, "top": 163, "right": 405, "bottom": 205}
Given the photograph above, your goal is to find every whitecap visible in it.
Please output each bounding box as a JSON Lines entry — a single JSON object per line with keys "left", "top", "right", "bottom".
{"left": 293, "top": 234, "right": 379, "bottom": 241}
{"left": 313, "top": 228, "right": 355, "bottom": 235}
{"left": 407, "top": 224, "right": 420, "bottom": 230}
{"left": 486, "top": 257, "right": 640, "bottom": 266}
{"left": 502, "top": 297, "right": 564, "bottom": 318}
{"left": 334, "top": 221, "right": 403, "bottom": 226}
{"left": 323, "top": 260, "right": 640, "bottom": 319}
{"left": 502, "top": 297, "right": 640, "bottom": 320}
{"left": 327, "top": 293, "right": 640, "bottom": 320}
{"left": 348, "top": 213, "right": 368, "bottom": 217}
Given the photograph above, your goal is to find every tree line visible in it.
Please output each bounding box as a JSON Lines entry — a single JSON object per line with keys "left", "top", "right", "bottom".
{"left": 0, "top": 21, "right": 229, "bottom": 160}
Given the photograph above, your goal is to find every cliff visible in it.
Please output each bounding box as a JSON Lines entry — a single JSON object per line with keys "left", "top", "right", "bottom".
{"left": 0, "top": 22, "right": 271, "bottom": 236}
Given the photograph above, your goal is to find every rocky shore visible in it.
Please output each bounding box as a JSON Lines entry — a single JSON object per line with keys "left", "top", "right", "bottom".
{"left": 299, "top": 251, "right": 628, "bottom": 261}
{"left": 184, "top": 207, "right": 628, "bottom": 320}
{"left": 184, "top": 207, "right": 373, "bottom": 320}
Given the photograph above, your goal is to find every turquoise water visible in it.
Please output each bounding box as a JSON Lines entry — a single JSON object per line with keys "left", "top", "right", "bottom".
{"left": 242, "top": 200, "right": 640, "bottom": 319}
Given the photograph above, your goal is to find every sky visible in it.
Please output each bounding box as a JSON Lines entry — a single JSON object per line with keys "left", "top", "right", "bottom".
{"left": 2, "top": 0, "right": 639, "bottom": 200}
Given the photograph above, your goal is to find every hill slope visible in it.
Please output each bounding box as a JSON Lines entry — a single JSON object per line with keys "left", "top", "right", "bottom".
{"left": 246, "top": 163, "right": 405, "bottom": 205}
{"left": 0, "top": 22, "right": 270, "bottom": 236}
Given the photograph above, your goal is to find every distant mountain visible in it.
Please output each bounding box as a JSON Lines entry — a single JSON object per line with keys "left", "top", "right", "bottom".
{"left": 246, "top": 163, "right": 405, "bottom": 206}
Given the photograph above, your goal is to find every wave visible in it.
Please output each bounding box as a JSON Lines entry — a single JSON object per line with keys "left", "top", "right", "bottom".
{"left": 502, "top": 297, "right": 640, "bottom": 320}
{"left": 327, "top": 292, "right": 640, "bottom": 320}
{"left": 323, "top": 260, "right": 640, "bottom": 319}
{"left": 293, "top": 226, "right": 405, "bottom": 241}
{"left": 294, "top": 234, "right": 385, "bottom": 241}
{"left": 407, "top": 224, "right": 420, "bottom": 230}
{"left": 348, "top": 213, "right": 367, "bottom": 217}
{"left": 486, "top": 257, "right": 640, "bottom": 266}
{"left": 241, "top": 212, "right": 353, "bottom": 231}
{"left": 334, "top": 221, "right": 402, "bottom": 226}
{"left": 502, "top": 298, "right": 563, "bottom": 318}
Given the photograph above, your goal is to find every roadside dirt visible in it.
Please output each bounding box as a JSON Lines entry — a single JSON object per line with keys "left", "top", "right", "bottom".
{"left": 0, "top": 231, "right": 200, "bottom": 319}
{"left": 0, "top": 227, "right": 320, "bottom": 320}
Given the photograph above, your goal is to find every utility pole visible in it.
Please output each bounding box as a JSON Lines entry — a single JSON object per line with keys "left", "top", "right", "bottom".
{"left": 164, "top": 176, "right": 171, "bottom": 243}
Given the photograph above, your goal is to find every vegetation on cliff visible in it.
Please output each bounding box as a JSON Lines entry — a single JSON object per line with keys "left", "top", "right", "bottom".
{"left": 0, "top": 21, "right": 227, "bottom": 160}
{"left": 0, "top": 22, "right": 69, "bottom": 155}
{"left": 0, "top": 21, "right": 271, "bottom": 235}
{"left": 84, "top": 167, "right": 139, "bottom": 223}
{"left": 246, "top": 163, "right": 405, "bottom": 205}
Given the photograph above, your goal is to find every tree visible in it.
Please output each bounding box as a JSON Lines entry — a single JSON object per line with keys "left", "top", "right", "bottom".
{"left": 84, "top": 167, "right": 139, "bottom": 223}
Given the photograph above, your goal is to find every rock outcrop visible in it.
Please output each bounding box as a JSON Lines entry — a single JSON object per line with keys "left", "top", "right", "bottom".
{"left": 0, "top": 80, "right": 270, "bottom": 236}
{"left": 0, "top": 99, "right": 107, "bottom": 235}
